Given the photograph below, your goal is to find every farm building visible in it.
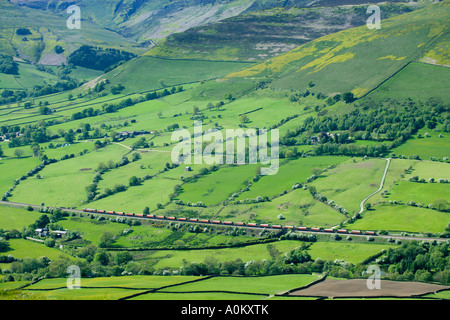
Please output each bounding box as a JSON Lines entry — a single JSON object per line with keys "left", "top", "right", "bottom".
{"left": 35, "top": 227, "right": 49, "bottom": 237}
{"left": 118, "top": 130, "right": 152, "bottom": 138}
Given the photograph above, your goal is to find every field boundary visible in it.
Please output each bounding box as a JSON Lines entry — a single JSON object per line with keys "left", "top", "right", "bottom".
{"left": 279, "top": 273, "right": 327, "bottom": 296}
{"left": 118, "top": 275, "right": 214, "bottom": 300}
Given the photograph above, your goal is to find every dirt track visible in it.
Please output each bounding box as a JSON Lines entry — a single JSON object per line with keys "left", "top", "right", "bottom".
{"left": 289, "top": 278, "right": 450, "bottom": 298}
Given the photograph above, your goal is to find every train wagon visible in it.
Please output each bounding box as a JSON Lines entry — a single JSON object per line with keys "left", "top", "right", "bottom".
{"left": 350, "top": 230, "right": 362, "bottom": 234}
{"left": 297, "top": 226, "right": 308, "bottom": 231}
{"left": 200, "top": 219, "right": 210, "bottom": 223}
{"left": 135, "top": 214, "right": 144, "bottom": 217}
{"left": 106, "top": 211, "right": 115, "bottom": 215}
{"left": 284, "top": 226, "right": 294, "bottom": 229}
{"left": 126, "top": 213, "right": 134, "bottom": 217}
{"left": 168, "top": 216, "right": 176, "bottom": 220}
{"left": 272, "top": 225, "right": 282, "bottom": 229}
{"left": 223, "top": 221, "right": 233, "bottom": 225}
{"left": 324, "top": 228, "right": 334, "bottom": 233}
{"left": 260, "top": 224, "right": 270, "bottom": 228}
{"left": 178, "top": 217, "right": 187, "bottom": 221}
{"left": 189, "top": 218, "right": 198, "bottom": 222}
{"left": 310, "top": 227, "right": 321, "bottom": 232}
{"left": 97, "top": 210, "right": 105, "bottom": 214}
{"left": 156, "top": 215, "right": 165, "bottom": 219}
{"left": 116, "top": 212, "right": 124, "bottom": 215}
{"left": 235, "top": 222, "right": 245, "bottom": 226}
{"left": 247, "top": 223, "right": 257, "bottom": 227}
{"left": 365, "top": 231, "right": 376, "bottom": 235}
{"left": 147, "top": 214, "right": 155, "bottom": 218}
{"left": 337, "top": 229, "right": 348, "bottom": 234}
{"left": 212, "top": 220, "right": 221, "bottom": 224}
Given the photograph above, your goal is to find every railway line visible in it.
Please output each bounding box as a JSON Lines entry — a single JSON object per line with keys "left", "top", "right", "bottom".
{"left": 81, "top": 207, "right": 378, "bottom": 236}
{"left": 1, "top": 201, "right": 447, "bottom": 242}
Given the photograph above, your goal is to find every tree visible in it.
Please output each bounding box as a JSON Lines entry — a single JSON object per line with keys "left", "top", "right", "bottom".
{"left": 44, "top": 238, "right": 56, "bottom": 248}
{"left": 64, "top": 131, "right": 75, "bottom": 144}
{"left": 0, "top": 239, "right": 10, "bottom": 252}
{"left": 94, "top": 250, "right": 110, "bottom": 265}
{"left": 308, "top": 185, "right": 317, "bottom": 196}
{"left": 99, "top": 231, "right": 115, "bottom": 248}
{"left": 431, "top": 199, "right": 448, "bottom": 212}
{"left": 342, "top": 92, "right": 355, "bottom": 103}
{"left": 34, "top": 214, "right": 50, "bottom": 229}
{"left": 115, "top": 251, "right": 133, "bottom": 265}
{"left": 54, "top": 45, "right": 64, "bottom": 54}
{"left": 14, "top": 148, "right": 24, "bottom": 158}
{"left": 0, "top": 144, "right": 3, "bottom": 157}
{"left": 131, "top": 152, "right": 141, "bottom": 162}
{"left": 143, "top": 207, "right": 150, "bottom": 215}
{"left": 193, "top": 105, "right": 200, "bottom": 114}
{"left": 240, "top": 114, "right": 249, "bottom": 123}
{"left": 129, "top": 176, "right": 141, "bottom": 186}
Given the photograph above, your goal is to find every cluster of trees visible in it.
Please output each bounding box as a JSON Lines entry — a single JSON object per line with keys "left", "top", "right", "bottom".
{"left": 68, "top": 45, "right": 136, "bottom": 71}
{"left": 16, "top": 28, "right": 32, "bottom": 36}
{"left": 31, "top": 80, "right": 78, "bottom": 97}
{"left": 0, "top": 89, "right": 27, "bottom": 105}
{"left": 0, "top": 80, "right": 78, "bottom": 106}
{"left": 280, "top": 100, "right": 447, "bottom": 157}
{"left": 313, "top": 142, "right": 389, "bottom": 157}
{"left": 378, "top": 241, "right": 449, "bottom": 284}
{"left": 0, "top": 54, "right": 19, "bottom": 75}
{"left": 7, "top": 126, "right": 52, "bottom": 148}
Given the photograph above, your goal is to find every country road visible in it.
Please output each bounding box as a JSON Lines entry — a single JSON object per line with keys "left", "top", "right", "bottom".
{"left": 358, "top": 158, "right": 391, "bottom": 215}
{"left": 112, "top": 142, "right": 172, "bottom": 153}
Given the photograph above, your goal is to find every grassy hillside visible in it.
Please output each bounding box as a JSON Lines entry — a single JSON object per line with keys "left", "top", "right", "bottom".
{"left": 367, "top": 61, "right": 450, "bottom": 102}
{"left": 146, "top": 3, "right": 419, "bottom": 61}
{"left": 223, "top": 1, "right": 450, "bottom": 97}
{"left": 91, "top": 56, "right": 255, "bottom": 93}
{"left": 0, "top": 0, "right": 145, "bottom": 65}
{"left": 10, "top": 0, "right": 258, "bottom": 44}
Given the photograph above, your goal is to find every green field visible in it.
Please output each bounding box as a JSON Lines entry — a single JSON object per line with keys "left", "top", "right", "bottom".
{"left": 9, "top": 143, "right": 129, "bottom": 208}
{"left": 0, "top": 206, "right": 42, "bottom": 230}
{"left": 310, "top": 158, "right": 387, "bottom": 214}
{"left": 348, "top": 204, "right": 450, "bottom": 233}
{"left": 369, "top": 62, "right": 450, "bottom": 102}
{"left": 0, "top": 238, "right": 72, "bottom": 261}
{"left": 391, "top": 128, "right": 450, "bottom": 160}
{"left": 101, "top": 56, "right": 255, "bottom": 94}
{"left": 235, "top": 156, "right": 348, "bottom": 201}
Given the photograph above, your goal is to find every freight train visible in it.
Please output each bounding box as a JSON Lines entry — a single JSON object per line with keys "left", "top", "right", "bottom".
{"left": 82, "top": 208, "right": 377, "bottom": 236}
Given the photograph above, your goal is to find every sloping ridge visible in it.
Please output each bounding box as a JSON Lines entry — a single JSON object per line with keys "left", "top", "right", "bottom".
{"left": 223, "top": 1, "right": 450, "bottom": 97}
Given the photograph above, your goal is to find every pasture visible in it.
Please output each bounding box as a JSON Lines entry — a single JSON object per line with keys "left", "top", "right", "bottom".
{"left": 348, "top": 204, "right": 450, "bottom": 234}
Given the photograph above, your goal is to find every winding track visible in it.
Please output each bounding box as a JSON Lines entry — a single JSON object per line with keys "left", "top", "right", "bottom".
{"left": 358, "top": 158, "right": 391, "bottom": 215}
